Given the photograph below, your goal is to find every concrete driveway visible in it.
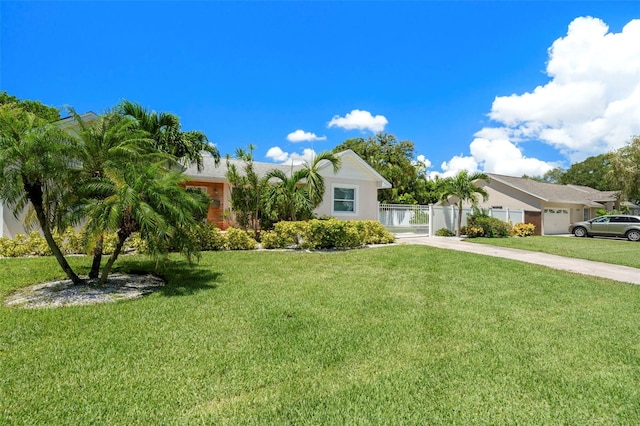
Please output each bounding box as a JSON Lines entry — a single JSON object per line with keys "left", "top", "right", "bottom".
{"left": 394, "top": 234, "right": 640, "bottom": 286}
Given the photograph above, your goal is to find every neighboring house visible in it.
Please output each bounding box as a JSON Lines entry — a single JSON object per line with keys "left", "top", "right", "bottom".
{"left": 462, "top": 173, "right": 632, "bottom": 235}
{"left": 182, "top": 149, "right": 392, "bottom": 229}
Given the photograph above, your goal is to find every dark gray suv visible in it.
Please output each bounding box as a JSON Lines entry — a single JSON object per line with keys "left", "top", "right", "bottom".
{"left": 569, "top": 215, "right": 640, "bottom": 241}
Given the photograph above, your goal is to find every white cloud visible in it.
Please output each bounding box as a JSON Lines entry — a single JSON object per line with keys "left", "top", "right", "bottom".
{"left": 430, "top": 155, "right": 479, "bottom": 179}
{"left": 327, "top": 109, "right": 388, "bottom": 133}
{"left": 265, "top": 147, "right": 316, "bottom": 165}
{"left": 469, "top": 136, "right": 554, "bottom": 176}
{"left": 433, "top": 16, "right": 640, "bottom": 177}
{"left": 415, "top": 154, "right": 432, "bottom": 169}
{"left": 265, "top": 146, "right": 289, "bottom": 162}
{"left": 488, "top": 16, "right": 640, "bottom": 161}
{"left": 286, "top": 129, "right": 327, "bottom": 143}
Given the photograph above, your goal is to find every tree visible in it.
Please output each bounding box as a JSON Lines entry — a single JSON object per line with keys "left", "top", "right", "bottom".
{"left": 68, "top": 109, "right": 152, "bottom": 279}
{"left": 83, "top": 159, "right": 207, "bottom": 285}
{"left": 333, "top": 133, "right": 436, "bottom": 204}
{"left": 226, "top": 145, "right": 269, "bottom": 232}
{"left": 0, "top": 91, "right": 61, "bottom": 122}
{"left": 438, "top": 170, "right": 490, "bottom": 237}
{"left": 561, "top": 153, "right": 617, "bottom": 191}
{"left": 607, "top": 136, "right": 640, "bottom": 204}
{"left": 262, "top": 151, "right": 341, "bottom": 222}
{"left": 0, "top": 104, "right": 83, "bottom": 284}
{"left": 118, "top": 101, "right": 220, "bottom": 170}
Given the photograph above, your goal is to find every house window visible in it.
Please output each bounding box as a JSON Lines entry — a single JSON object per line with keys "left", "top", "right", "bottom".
{"left": 332, "top": 185, "right": 357, "bottom": 214}
{"left": 185, "top": 185, "right": 209, "bottom": 195}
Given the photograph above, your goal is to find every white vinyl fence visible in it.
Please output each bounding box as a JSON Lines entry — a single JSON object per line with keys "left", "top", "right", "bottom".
{"left": 378, "top": 204, "right": 524, "bottom": 236}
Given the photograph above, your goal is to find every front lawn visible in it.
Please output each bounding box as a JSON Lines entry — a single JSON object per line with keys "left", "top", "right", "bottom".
{"left": 2, "top": 247, "right": 640, "bottom": 424}
{"left": 465, "top": 236, "right": 640, "bottom": 269}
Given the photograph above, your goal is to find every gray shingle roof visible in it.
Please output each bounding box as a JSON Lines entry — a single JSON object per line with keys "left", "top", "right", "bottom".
{"left": 487, "top": 173, "right": 618, "bottom": 204}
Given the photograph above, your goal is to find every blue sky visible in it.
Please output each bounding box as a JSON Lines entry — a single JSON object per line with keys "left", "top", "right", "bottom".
{"left": 2, "top": 1, "right": 639, "bottom": 177}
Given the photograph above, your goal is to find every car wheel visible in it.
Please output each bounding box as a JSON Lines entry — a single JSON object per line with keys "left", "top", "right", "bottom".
{"left": 626, "top": 229, "right": 640, "bottom": 242}
{"left": 573, "top": 227, "right": 587, "bottom": 238}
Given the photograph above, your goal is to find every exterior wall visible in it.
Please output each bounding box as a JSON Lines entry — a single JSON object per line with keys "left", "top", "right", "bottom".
{"left": 471, "top": 180, "right": 542, "bottom": 211}
{"left": 314, "top": 177, "right": 379, "bottom": 221}
{"left": 183, "top": 180, "right": 231, "bottom": 229}
{"left": 2, "top": 204, "right": 31, "bottom": 239}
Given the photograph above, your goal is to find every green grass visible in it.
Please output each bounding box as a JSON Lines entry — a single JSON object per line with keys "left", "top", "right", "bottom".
{"left": 465, "top": 236, "right": 640, "bottom": 269}
{"left": 2, "top": 247, "right": 640, "bottom": 424}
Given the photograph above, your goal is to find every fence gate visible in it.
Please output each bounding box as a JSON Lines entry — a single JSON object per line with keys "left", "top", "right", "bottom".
{"left": 378, "top": 204, "right": 430, "bottom": 234}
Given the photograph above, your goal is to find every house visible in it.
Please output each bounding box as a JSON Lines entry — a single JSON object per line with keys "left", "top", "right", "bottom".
{"left": 1, "top": 148, "right": 390, "bottom": 238}
{"left": 467, "top": 173, "right": 630, "bottom": 235}
{"left": 182, "top": 149, "right": 392, "bottom": 229}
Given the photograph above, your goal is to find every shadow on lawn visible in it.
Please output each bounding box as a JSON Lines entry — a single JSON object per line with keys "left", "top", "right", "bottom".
{"left": 114, "top": 259, "right": 221, "bottom": 297}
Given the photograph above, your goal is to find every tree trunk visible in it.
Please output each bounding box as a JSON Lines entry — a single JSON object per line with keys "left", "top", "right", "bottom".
{"left": 27, "top": 185, "right": 84, "bottom": 285}
{"left": 456, "top": 203, "right": 463, "bottom": 237}
{"left": 89, "top": 234, "right": 104, "bottom": 279}
{"left": 99, "top": 230, "right": 129, "bottom": 286}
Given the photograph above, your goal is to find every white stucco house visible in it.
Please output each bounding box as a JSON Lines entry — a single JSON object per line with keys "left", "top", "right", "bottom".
{"left": 1, "top": 147, "right": 391, "bottom": 237}
{"left": 182, "top": 149, "right": 392, "bottom": 229}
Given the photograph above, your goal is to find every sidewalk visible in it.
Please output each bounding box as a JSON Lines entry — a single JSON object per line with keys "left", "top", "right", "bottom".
{"left": 393, "top": 234, "right": 640, "bottom": 286}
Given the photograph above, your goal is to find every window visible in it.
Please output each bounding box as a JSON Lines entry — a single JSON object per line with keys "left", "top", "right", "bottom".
{"left": 332, "top": 185, "right": 357, "bottom": 214}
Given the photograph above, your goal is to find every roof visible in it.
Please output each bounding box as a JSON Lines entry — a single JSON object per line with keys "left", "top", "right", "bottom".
{"left": 183, "top": 149, "right": 392, "bottom": 189}
{"left": 486, "top": 173, "right": 619, "bottom": 205}
{"left": 57, "top": 111, "right": 99, "bottom": 127}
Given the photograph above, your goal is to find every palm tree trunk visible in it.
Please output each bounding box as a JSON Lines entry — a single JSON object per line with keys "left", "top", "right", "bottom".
{"left": 89, "top": 234, "right": 104, "bottom": 279}
{"left": 99, "top": 230, "right": 128, "bottom": 286}
{"left": 28, "top": 186, "right": 83, "bottom": 285}
{"left": 457, "top": 203, "right": 463, "bottom": 237}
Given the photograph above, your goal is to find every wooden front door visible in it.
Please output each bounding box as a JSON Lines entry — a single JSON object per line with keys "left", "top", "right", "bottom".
{"left": 524, "top": 211, "right": 542, "bottom": 236}
{"left": 207, "top": 183, "right": 225, "bottom": 229}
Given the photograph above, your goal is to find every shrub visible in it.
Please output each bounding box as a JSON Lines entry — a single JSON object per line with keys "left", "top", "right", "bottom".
{"left": 259, "top": 230, "right": 284, "bottom": 249}
{"left": 354, "top": 220, "right": 396, "bottom": 245}
{"left": 469, "top": 216, "right": 511, "bottom": 238}
{"left": 511, "top": 222, "right": 536, "bottom": 237}
{"left": 435, "top": 228, "right": 455, "bottom": 237}
{"left": 272, "top": 221, "right": 311, "bottom": 248}
{"left": 465, "top": 226, "right": 485, "bottom": 238}
{"left": 225, "top": 227, "right": 257, "bottom": 250}
{"left": 305, "top": 219, "right": 362, "bottom": 249}
{"left": 191, "top": 223, "right": 226, "bottom": 251}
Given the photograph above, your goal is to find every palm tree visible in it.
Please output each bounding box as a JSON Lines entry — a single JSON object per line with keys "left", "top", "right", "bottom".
{"left": 84, "top": 160, "right": 207, "bottom": 285}
{"left": 118, "top": 100, "right": 220, "bottom": 170}
{"left": 263, "top": 151, "right": 341, "bottom": 222}
{"left": 438, "top": 170, "right": 490, "bottom": 237}
{"left": 67, "top": 109, "right": 152, "bottom": 279}
{"left": 305, "top": 151, "right": 342, "bottom": 209}
{"left": 263, "top": 168, "right": 313, "bottom": 222}
{"left": 0, "top": 104, "right": 83, "bottom": 284}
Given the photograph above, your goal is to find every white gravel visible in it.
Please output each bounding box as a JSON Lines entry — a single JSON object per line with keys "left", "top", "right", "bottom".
{"left": 4, "top": 274, "right": 165, "bottom": 309}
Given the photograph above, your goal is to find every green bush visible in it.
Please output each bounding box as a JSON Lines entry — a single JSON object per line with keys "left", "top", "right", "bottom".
{"left": 268, "top": 220, "right": 395, "bottom": 250}
{"left": 511, "top": 222, "right": 536, "bottom": 237}
{"left": 272, "top": 221, "right": 311, "bottom": 248}
{"left": 191, "top": 223, "right": 226, "bottom": 251}
{"left": 225, "top": 227, "right": 257, "bottom": 250}
{"left": 465, "top": 226, "right": 485, "bottom": 238}
{"left": 305, "top": 219, "right": 361, "bottom": 249}
{"left": 259, "top": 230, "right": 284, "bottom": 249}
{"left": 354, "top": 220, "right": 396, "bottom": 245}
{"left": 435, "top": 228, "right": 455, "bottom": 237}
{"left": 469, "top": 216, "right": 511, "bottom": 238}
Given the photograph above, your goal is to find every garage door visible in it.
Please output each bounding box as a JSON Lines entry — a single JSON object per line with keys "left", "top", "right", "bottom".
{"left": 543, "top": 208, "right": 570, "bottom": 234}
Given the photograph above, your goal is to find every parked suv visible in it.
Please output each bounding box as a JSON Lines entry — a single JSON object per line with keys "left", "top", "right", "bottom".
{"left": 569, "top": 215, "right": 640, "bottom": 241}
